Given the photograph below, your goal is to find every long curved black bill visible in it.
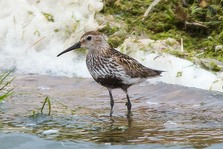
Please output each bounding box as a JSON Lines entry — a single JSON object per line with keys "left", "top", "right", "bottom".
{"left": 57, "top": 42, "right": 81, "bottom": 57}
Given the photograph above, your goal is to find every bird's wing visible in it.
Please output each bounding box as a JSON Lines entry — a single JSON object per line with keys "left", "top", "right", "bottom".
{"left": 110, "top": 49, "right": 163, "bottom": 78}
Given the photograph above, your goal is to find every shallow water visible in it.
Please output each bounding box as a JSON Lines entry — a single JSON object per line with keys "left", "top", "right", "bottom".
{"left": 0, "top": 75, "right": 223, "bottom": 148}
{"left": 0, "top": 132, "right": 196, "bottom": 149}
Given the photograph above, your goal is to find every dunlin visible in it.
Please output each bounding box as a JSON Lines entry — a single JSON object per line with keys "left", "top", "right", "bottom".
{"left": 57, "top": 31, "right": 163, "bottom": 117}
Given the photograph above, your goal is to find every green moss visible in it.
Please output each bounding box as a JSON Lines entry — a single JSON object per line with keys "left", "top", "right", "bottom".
{"left": 210, "top": 62, "right": 221, "bottom": 71}
{"left": 200, "top": 50, "right": 223, "bottom": 62}
{"left": 163, "top": 49, "right": 191, "bottom": 59}
{"left": 54, "top": 29, "right": 59, "bottom": 32}
{"left": 176, "top": 71, "right": 183, "bottom": 77}
{"left": 99, "top": 0, "right": 223, "bottom": 67}
{"left": 99, "top": 23, "right": 127, "bottom": 47}
{"left": 27, "top": 11, "right": 34, "bottom": 15}
{"left": 200, "top": 60, "right": 222, "bottom": 72}
{"left": 99, "top": 23, "right": 119, "bottom": 35}
{"left": 108, "top": 36, "right": 125, "bottom": 48}
{"left": 42, "top": 12, "right": 54, "bottom": 22}
{"left": 218, "top": 30, "right": 223, "bottom": 41}
{"left": 34, "top": 30, "right": 40, "bottom": 36}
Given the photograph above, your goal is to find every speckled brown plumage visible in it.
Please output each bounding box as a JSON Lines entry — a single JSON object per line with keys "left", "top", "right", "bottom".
{"left": 110, "top": 49, "right": 162, "bottom": 78}
{"left": 57, "top": 31, "right": 163, "bottom": 117}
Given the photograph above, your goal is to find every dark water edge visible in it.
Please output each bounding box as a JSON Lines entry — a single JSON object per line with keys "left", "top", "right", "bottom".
{"left": 0, "top": 132, "right": 195, "bottom": 149}
{"left": 0, "top": 74, "right": 223, "bottom": 148}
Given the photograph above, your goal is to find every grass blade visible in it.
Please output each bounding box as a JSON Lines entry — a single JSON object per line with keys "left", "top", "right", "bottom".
{"left": 0, "top": 68, "right": 15, "bottom": 102}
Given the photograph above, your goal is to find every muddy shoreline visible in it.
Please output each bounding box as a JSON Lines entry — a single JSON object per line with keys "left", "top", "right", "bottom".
{"left": 0, "top": 74, "right": 223, "bottom": 148}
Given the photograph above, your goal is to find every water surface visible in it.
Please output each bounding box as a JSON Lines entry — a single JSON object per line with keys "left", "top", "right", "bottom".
{"left": 0, "top": 75, "right": 223, "bottom": 148}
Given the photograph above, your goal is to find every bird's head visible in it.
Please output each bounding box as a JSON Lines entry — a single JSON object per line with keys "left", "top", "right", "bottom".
{"left": 57, "top": 31, "right": 109, "bottom": 57}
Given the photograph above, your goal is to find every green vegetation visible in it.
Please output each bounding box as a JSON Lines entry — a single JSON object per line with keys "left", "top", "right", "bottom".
{"left": 0, "top": 69, "right": 15, "bottom": 102}
{"left": 42, "top": 12, "right": 54, "bottom": 22}
{"left": 40, "top": 96, "right": 51, "bottom": 116}
{"left": 99, "top": 0, "right": 223, "bottom": 71}
{"left": 30, "top": 96, "right": 51, "bottom": 118}
{"left": 30, "top": 96, "right": 76, "bottom": 118}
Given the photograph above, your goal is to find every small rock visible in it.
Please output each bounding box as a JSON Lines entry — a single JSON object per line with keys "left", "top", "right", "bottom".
{"left": 215, "top": 45, "right": 223, "bottom": 52}
{"left": 42, "top": 129, "right": 58, "bottom": 135}
{"left": 197, "top": 58, "right": 223, "bottom": 72}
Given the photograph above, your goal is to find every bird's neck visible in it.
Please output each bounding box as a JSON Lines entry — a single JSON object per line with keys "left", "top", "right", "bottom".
{"left": 89, "top": 43, "right": 112, "bottom": 56}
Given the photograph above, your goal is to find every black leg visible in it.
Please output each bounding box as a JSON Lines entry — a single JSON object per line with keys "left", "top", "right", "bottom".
{"left": 108, "top": 88, "right": 114, "bottom": 117}
{"left": 123, "top": 88, "right": 132, "bottom": 117}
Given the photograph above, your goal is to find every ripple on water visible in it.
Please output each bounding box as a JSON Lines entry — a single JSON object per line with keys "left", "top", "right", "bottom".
{"left": 0, "top": 75, "right": 223, "bottom": 148}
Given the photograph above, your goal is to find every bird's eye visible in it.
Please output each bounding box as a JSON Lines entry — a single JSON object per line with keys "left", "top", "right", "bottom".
{"left": 87, "top": 36, "right": 92, "bottom": 41}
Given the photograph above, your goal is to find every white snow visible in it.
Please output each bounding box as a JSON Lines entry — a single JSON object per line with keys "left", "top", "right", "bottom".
{"left": 0, "top": 0, "right": 102, "bottom": 77}
{"left": 118, "top": 38, "right": 223, "bottom": 92}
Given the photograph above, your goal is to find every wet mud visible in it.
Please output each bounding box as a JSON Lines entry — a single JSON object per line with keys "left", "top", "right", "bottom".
{"left": 0, "top": 75, "right": 223, "bottom": 148}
